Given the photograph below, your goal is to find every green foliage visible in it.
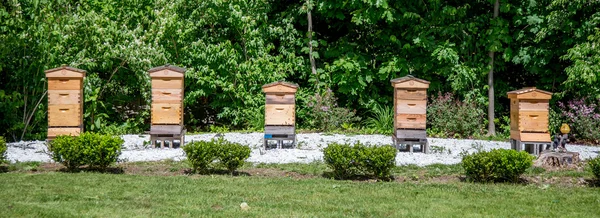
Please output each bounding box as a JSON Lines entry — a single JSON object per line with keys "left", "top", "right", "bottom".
{"left": 77, "top": 133, "right": 124, "bottom": 170}
{"left": 462, "top": 149, "right": 534, "bottom": 183}
{"left": 323, "top": 143, "right": 363, "bottom": 179}
{"left": 363, "top": 103, "right": 393, "bottom": 135}
{"left": 47, "top": 133, "right": 123, "bottom": 171}
{"left": 427, "top": 92, "right": 485, "bottom": 138}
{"left": 218, "top": 141, "right": 251, "bottom": 173}
{"left": 183, "top": 138, "right": 251, "bottom": 173}
{"left": 48, "top": 135, "right": 86, "bottom": 171}
{"left": 302, "top": 89, "right": 360, "bottom": 132}
{"left": 323, "top": 142, "right": 397, "bottom": 180}
{"left": 587, "top": 157, "right": 600, "bottom": 180}
{"left": 182, "top": 140, "right": 219, "bottom": 173}
{"left": 0, "top": 136, "right": 7, "bottom": 163}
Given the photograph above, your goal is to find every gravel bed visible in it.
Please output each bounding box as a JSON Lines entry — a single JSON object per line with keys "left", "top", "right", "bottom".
{"left": 5, "top": 133, "right": 600, "bottom": 166}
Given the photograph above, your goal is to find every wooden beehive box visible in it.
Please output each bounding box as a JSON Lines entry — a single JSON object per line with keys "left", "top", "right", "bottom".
{"left": 262, "top": 81, "right": 298, "bottom": 126}
{"left": 391, "top": 76, "right": 430, "bottom": 131}
{"left": 45, "top": 65, "right": 86, "bottom": 139}
{"left": 507, "top": 87, "right": 552, "bottom": 142}
{"left": 149, "top": 65, "right": 186, "bottom": 126}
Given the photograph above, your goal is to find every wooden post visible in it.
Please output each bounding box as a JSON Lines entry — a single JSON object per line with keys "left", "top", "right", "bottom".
{"left": 45, "top": 65, "right": 86, "bottom": 140}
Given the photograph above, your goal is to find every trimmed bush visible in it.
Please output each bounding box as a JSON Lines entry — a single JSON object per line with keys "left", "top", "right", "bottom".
{"left": 323, "top": 142, "right": 397, "bottom": 180}
{"left": 218, "top": 141, "right": 251, "bottom": 173}
{"left": 587, "top": 156, "right": 600, "bottom": 180}
{"left": 183, "top": 140, "right": 219, "bottom": 173}
{"left": 323, "top": 143, "right": 363, "bottom": 179}
{"left": 0, "top": 136, "right": 7, "bottom": 163}
{"left": 48, "top": 135, "right": 86, "bottom": 170}
{"left": 363, "top": 145, "right": 397, "bottom": 180}
{"left": 462, "top": 149, "right": 534, "bottom": 183}
{"left": 183, "top": 138, "right": 251, "bottom": 174}
{"left": 47, "top": 133, "right": 123, "bottom": 171}
{"left": 79, "top": 132, "right": 124, "bottom": 170}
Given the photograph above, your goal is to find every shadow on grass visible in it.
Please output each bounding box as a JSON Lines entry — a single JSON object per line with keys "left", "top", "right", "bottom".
{"left": 0, "top": 165, "right": 8, "bottom": 173}
{"left": 58, "top": 166, "right": 125, "bottom": 174}
{"left": 585, "top": 179, "right": 600, "bottom": 187}
{"left": 183, "top": 168, "right": 251, "bottom": 177}
{"left": 321, "top": 171, "right": 394, "bottom": 182}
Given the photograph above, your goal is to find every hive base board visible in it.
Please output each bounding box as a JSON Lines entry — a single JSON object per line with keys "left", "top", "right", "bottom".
{"left": 392, "top": 129, "right": 428, "bottom": 154}
{"left": 264, "top": 125, "right": 296, "bottom": 149}
{"left": 510, "top": 138, "right": 551, "bottom": 156}
{"left": 148, "top": 125, "right": 185, "bottom": 148}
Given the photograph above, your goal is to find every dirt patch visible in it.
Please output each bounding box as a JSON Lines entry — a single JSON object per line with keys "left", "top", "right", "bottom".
{"left": 244, "top": 168, "right": 316, "bottom": 179}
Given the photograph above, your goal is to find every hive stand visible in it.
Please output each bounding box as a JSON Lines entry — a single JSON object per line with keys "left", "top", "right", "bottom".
{"left": 262, "top": 81, "right": 298, "bottom": 149}
{"left": 45, "top": 65, "right": 86, "bottom": 140}
{"left": 390, "top": 76, "right": 430, "bottom": 153}
{"left": 507, "top": 87, "right": 553, "bottom": 156}
{"left": 147, "top": 65, "right": 186, "bottom": 148}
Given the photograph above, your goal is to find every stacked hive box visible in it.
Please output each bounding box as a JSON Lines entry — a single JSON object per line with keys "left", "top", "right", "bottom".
{"left": 262, "top": 81, "right": 298, "bottom": 149}
{"left": 45, "top": 65, "right": 86, "bottom": 140}
{"left": 507, "top": 87, "right": 552, "bottom": 155}
{"left": 390, "top": 76, "right": 430, "bottom": 153}
{"left": 148, "top": 65, "right": 186, "bottom": 148}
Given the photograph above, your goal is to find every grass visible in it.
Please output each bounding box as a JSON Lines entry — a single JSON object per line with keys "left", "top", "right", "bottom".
{"left": 1, "top": 171, "right": 600, "bottom": 217}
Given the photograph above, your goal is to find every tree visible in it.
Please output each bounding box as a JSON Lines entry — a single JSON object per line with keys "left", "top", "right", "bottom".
{"left": 487, "top": 0, "right": 500, "bottom": 135}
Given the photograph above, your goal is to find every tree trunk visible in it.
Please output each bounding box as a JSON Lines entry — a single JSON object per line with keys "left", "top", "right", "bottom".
{"left": 487, "top": 0, "right": 500, "bottom": 136}
{"left": 307, "top": 0, "right": 318, "bottom": 81}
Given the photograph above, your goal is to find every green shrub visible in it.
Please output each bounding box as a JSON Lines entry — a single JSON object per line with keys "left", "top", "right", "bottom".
{"left": 323, "top": 143, "right": 364, "bottom": 179}
{"left": 462, "top": 149, "right": 534, "bottom": 183}
{"left": 48, "top": 135, "right": 86, "bottom": 170}
{"left": 218, "top": 141, "right": 251, "bottom": 173}
{"left": 302, "top": 89, "right": 361, "bottom": 132}
{"left": 587, "top": 156, "right": 600, "bottom": 180}
{"left": 183, "top": 139, "right": 219, "bottom": 173}
{"left": 183, "top": 138, "right": 251, "bottom": 173}
{"left": 79, "top": 132, "right": 124, "bottom": 170}
{"left": 47, "top": 133, "right": 123, "bottom": 171}
{"left": 323, "top": 142, "right": 397, "bottom": 180}
{"left": 362, "top": 145, "right": 397, "bottom": 180}
{"left": 427, "top": 92, "right": 485, "bottom": 138}
{"left": 0, "top": 136, "right": 7, "bottom": 163}
{"left": 363, "top": 103, "right": 394, "bottom": 135}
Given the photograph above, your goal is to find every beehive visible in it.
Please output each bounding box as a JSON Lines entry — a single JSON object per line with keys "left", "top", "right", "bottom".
{"left": 262, "top": 81, "right": 298, "bottom": 126}
{"left": 507, "top": 87, "right": 552, "bottom": 142}
{"left": 149, "top": 65, "right": 185, "bottom": 126}
{"left": 45, "top": 65, "right": 86, "bottom": 139}
{"left": 391, "top": 76, "right": 430, "bottom": 131}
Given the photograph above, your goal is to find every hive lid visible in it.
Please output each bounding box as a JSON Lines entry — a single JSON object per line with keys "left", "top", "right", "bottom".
{"left": 149, "top": 64, "right": 186, "bottom": 78}
{"left": 507, "top": 87, "right": 552, "bottom": 100}
{"left": 262, "top": 81, "right": 299, "bottom": 93}
{"left": 390, "top": 75, "right": 430, "bottom": 89}
{"left": 45, "top": 65, "right": 86, "bottom": 78}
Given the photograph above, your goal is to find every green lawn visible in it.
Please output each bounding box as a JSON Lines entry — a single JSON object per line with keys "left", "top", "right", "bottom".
{"left": 1, "top": 171, "right": 599, "bottom": 217}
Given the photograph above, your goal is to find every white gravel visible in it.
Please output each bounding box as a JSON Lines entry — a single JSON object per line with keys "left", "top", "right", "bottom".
{"left": 6, "top": 133, "right": 600, "bottom": 166}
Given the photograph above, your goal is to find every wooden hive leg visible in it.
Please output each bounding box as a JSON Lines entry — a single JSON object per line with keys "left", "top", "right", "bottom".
{"left": 408, "top": 144, "right": 413, "bottom": 154}
{"left": 423, "top": 140, "right": 429, "bottom": 154}
{"left": 169, "top": 136, "right": 174, "bottom": 148}
{"left": 516, "top": 140, "right": 522, "bottom": 152}
{"left": 180, "top": 134, "right": 185, "bottom": 147}
{"left": 151, "top": 135, "right": 157, "bottom": 148}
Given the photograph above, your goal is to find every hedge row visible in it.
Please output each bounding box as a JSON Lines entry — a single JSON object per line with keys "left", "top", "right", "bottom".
{"left": 48, "top": 133, "right": 123, "bottom": 171}
{"left": 183, "top": 138, "right": 251, "bottom": 174}
{"left": 323, "top": 142, "right": 397, "bottom": 180}
{"left": 0, "top": 137, "right": 6, "bottom": 164}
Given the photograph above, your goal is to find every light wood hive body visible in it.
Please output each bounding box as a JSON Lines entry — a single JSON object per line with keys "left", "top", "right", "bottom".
{"left": 262, "top": 81, "right": 298, "bottom": 126}
{"left": 507, "top": 87, "right": 552, "bottom": 142}
{"left": 149, "top": 65, "right": 186, "bottom": 126}
{"left": 45, "top": 65, "right": 86, "bottom": 139}
{"left": 390, "top": 76, "right": 430, "bottom": 131}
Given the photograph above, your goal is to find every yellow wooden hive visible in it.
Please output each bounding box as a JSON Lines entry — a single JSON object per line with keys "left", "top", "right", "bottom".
{"left": 507, "top": 87, "right": 552, "bottom": 142}
{"left": 390, "top": 76, "right": 430, "bottom": 131}
{"left": 262, "top": 81, "right": 298, "bottom": 126}
{"left": 45, "top": 65, "right": 86, "bottom": 139}
{"left": 149, "top": 65, "right": 186, "bottom": 126}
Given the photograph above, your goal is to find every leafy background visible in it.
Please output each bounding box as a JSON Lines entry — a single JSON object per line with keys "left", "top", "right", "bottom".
{"left": 1, "top": 0, "right": 599, "bottom": 142}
